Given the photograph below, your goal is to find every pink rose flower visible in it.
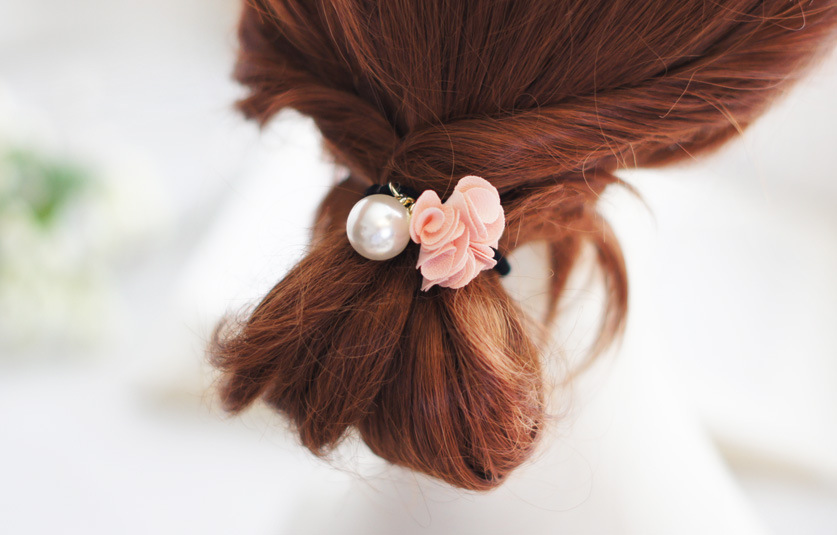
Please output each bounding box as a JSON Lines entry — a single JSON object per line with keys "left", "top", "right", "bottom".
{"left": 409, "top": 190, "right": 464, "bottom": 250}
{"left": 409, "top": 175, "right": 504, "bottom": 291}
{"left": 447, "top": 175, "right": 505, "bottom": 248}
{"left": 416, "top": 228, "right": 474, "bottom": 290}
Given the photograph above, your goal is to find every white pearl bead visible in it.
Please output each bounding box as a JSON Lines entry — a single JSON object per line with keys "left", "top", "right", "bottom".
{"left": 346, "top": 194, "right": 412, "bottom": 260}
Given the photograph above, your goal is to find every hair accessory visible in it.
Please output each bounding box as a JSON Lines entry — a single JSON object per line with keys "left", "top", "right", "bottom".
{"left": 346, "top": 176, "right": 506, "bottom": 290}
{"left": 345, "top": 188, "right": 413, "bottom": 261}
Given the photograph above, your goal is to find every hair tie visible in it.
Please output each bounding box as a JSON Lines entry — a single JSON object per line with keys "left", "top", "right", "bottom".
{"left": 346, "top": 175, "right": 508, "bottom": 290}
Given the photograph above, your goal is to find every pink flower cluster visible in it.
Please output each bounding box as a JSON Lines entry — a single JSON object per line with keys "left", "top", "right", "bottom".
{"left": 409, "top": 175, "right": 505, "bottom": 291}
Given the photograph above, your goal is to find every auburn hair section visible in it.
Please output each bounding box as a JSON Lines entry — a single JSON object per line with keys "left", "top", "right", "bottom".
{"left": 210, "top": 0, "right": 837, "bottom": 490}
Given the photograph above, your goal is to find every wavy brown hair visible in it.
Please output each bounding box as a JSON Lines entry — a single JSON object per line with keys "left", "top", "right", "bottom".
{"left": 211, "top": 0, "right": 837, "bottom": 490}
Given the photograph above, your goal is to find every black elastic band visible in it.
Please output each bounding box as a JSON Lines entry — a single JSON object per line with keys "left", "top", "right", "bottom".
{"left": 492, "top": 248, "right": 511, "bottom": 276}
{"left": 365, "top": 183, "right": 511, "bottom": 277}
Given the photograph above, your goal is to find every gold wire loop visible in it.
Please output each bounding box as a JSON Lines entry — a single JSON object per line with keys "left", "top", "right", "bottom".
{"left": 388, "top": 182, "right": 415, "bottom": 214}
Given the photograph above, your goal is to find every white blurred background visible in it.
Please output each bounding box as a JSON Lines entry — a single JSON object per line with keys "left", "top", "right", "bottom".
{"left": 0, "top": 1, "right": 835, "bottom": 533}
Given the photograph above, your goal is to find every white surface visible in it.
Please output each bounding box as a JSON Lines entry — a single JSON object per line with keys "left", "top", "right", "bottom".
{"left": 1, "top": 1, "right": 836, "bottom": 533}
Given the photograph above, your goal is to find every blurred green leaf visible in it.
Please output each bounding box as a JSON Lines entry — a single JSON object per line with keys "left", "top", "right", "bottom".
{"left": 1, "top": 149, "right": 91, "bottom": 227}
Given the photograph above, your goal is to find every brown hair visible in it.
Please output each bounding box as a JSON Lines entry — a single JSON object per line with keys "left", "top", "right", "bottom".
{"left": 211, "top": 0, "right": 837, "bottom": 490}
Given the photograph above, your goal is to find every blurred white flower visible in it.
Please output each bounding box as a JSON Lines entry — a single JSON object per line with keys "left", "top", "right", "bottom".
{"left": 0, "top": 87, "right": 169, "bottom": 360}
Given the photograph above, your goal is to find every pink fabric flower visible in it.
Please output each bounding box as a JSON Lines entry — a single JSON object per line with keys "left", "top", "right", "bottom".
{"left": 447, "top": 175, "right": 505, "bottom": 248}
{"left": 409, "top": 175, "right": 505, "bottom": 291}
{"left": 408, "top": 190, "right": 464, "bottom": 250}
